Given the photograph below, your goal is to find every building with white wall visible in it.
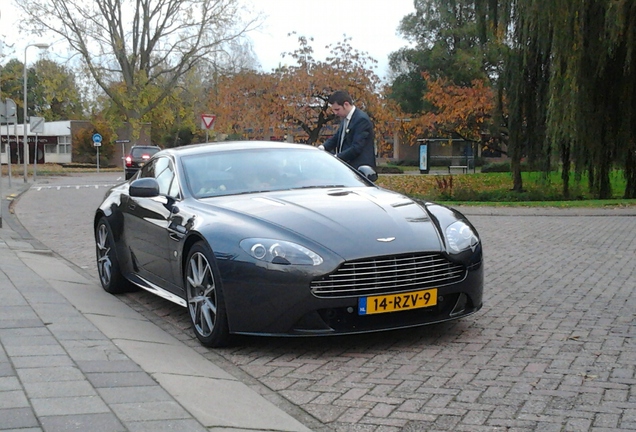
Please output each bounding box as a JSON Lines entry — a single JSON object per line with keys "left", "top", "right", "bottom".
{"left": 1, "top": 120, "right": 150, "bottom": 167}
{"left": 0, "top": 120, "right": 85, "bottom": 165}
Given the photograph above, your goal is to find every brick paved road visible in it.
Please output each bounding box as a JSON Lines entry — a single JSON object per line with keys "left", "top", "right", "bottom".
{"left": 13, "top": 173, "right": 636, "bottom": 431}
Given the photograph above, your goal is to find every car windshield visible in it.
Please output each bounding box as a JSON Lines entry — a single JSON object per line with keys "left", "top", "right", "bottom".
{"left": 181, "top": 147, "right": 371, "bottom": 198}
{"left": 131, "top": 147, "right": 160, "bottom": 158}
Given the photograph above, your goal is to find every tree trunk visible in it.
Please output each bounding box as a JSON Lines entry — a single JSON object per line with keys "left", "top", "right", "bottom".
{"left": 510, "top": 139, "right": 523, "bottom": 192}
{"left": 624, "top": 142, "right": 636, "bottom": 199}
{"left": 560, "top": 139, "right": 571, "bottom": 199}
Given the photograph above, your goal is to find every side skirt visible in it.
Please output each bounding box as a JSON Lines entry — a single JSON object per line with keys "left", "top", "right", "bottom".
{"left": 129, "top": 275, "right": 187, "bottom": 308}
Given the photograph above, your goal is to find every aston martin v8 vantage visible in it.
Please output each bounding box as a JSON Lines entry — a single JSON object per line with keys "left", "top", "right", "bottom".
{"left": 94, "top": 142, "right": 483, "bottom": 347}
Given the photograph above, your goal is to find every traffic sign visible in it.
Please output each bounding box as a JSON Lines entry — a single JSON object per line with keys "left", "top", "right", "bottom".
{"left": 0, "top": 99, "right": 17, "bottom": 123}
{"left": 201, "top": 114, "right": 216, "bottom": 130}
{"left": 93, "top": 133, "right": 103, "bottom": 147}
{"left": 30, "top": 116, "right": 45, "bottom": 133}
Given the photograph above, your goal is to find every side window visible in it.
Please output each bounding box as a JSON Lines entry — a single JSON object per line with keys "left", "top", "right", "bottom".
{"left": 154, "top": 157, "right": 179, "bottom": 198}
{"left": 139, "top": 159, "right": 156, "bottom": 178}
{"left": 138, "top": 157, "right": 179, "bottom": 198}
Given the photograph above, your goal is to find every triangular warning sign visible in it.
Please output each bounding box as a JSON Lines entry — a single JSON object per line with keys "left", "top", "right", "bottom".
{"left": 201, "top": 114, "right": 216, "bottom": 129}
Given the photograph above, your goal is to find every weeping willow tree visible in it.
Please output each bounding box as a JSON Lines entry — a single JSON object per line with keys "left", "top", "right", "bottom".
{"left": 477, "top": 0, "right": 636, "bottom": 198}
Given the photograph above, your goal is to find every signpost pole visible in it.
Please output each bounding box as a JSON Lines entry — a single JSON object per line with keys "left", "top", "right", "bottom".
{"left": 2, "top": 99, "right": 18, "bottom": 188}
{"left": 29, "top": 117, "right": 45, "bottom": 182}
{"left": 0, "top": 100, "right": 3, "bottom": 229}
{"left": 10, "top": 121, "right": 15, "bottom": 187}
{"left": 115, "top": 139, "right": 130, "bottom": 175}
{"left": 34, "top": 133, "right": 38, "bottom": 181}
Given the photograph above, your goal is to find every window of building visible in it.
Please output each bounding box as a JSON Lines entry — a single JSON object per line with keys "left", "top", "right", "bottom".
{"left": 45, "top": 144, "right": 57, "bottom": 154}
{"left": 58, "top": 135, "right": 72, "bottom": 154}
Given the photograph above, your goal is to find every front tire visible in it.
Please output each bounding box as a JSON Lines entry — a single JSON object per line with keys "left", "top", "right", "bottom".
{"left": 185, "top": 242, "right": 230, "bottom": 347}
{"left": 95, "top": 217, "right": 133, "bottom": 294}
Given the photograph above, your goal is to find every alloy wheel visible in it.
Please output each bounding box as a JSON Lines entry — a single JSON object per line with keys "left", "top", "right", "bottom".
{"left": 186, "top": 251, "right": 218, "bottom": 337}
{"left": 96, "top": 223, "right": 112, "bottom": 287}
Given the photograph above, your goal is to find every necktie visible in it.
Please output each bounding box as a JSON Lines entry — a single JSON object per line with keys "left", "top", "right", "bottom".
{"left": 338, "top": 119, "right": 348, "bottom": 153}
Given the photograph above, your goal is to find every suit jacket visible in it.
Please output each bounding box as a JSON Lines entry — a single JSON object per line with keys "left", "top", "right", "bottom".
{"left": 322, "top": 107, "right": 376, "bottom": 169}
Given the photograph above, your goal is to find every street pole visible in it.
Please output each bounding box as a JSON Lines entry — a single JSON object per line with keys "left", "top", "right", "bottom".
{"left": 34, "top": 133, "right": 38, "bottom": 181}
{"left": 23, "top": 43, "right": 49, "bottom": 183}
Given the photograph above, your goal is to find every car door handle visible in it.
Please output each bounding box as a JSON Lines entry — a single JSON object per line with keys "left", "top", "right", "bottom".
{"left": 169, "top": 226, "right": 186, "bottom": 241}
{"left": 169, "top": 232, "right": 185, "bottom": 242}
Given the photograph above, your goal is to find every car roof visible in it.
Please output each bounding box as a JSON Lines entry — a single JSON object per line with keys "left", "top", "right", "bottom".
{"left": 158, "top": 141, "right": 316, "bottom": 158}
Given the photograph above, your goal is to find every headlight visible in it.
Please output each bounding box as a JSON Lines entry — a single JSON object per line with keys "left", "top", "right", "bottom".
{"left": 240, "top": 238, "right": 323, "bottom": 266}
{"left": 445, "top": 221, "right": 479, "bottom": 253}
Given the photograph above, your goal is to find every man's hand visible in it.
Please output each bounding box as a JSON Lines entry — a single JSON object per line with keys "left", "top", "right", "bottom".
{"left": 318, "top": 145, "right": 325, "bottom": 150}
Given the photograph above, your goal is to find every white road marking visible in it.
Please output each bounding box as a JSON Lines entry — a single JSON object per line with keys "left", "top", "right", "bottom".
{"left": 30, "top": 184, "right": 118, "bottom": 191}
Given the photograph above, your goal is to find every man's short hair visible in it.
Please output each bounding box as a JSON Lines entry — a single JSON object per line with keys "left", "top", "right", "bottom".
{"left": 328, "top": 91, "right": 353, "bottom": 106}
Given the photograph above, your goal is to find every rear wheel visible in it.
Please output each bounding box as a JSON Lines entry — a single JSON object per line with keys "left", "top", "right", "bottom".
{"left": 95, "top": 217, "right": 133, "bottom": 294}
{"left": 185, "top": 242, "right": 230, "bottom": 347}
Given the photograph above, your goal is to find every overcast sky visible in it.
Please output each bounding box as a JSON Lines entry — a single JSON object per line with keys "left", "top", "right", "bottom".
{"left": 247, "top": 0, "right": 415, "bottom": 78}
{"left": 1, "top": 0, "right": 415, "bottom": 80}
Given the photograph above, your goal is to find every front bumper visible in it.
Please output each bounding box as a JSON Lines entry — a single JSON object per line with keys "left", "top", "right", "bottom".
{"left": 219, "top": 259, "right": 483, "bottom": 337}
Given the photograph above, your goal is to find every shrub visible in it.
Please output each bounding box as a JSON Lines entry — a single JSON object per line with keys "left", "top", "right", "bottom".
{"left": 377, "top": 165, "right": 403, "bottom": 174}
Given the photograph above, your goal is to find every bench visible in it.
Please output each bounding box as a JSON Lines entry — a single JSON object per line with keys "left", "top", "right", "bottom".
{"left": 448, "top": 165, "right": 469, "bottom": 174}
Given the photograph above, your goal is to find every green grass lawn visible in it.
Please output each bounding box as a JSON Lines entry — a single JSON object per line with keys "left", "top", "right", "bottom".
{"left": 376, "top": 170, "right": 636, "bottom": 207}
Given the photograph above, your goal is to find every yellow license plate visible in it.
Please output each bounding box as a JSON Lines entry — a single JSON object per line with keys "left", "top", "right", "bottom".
{"left": 358, "top": 289, "right": 437, "bottom": 315}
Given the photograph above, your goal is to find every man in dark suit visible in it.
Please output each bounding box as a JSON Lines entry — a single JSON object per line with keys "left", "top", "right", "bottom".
{"left": 319, "top": 91, "right": 376, "bottom": 170}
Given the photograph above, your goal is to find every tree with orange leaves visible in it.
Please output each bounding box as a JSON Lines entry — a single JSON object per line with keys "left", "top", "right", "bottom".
{"left": 209, "top": 34, "right": 396, "bottom": 147}
{"left": 395, "top": 73, "right": 497, "bottom": 154}
{"left": 210, "top": 71, "right": 279, "bottom": 139}
{"left": 419, "top": 73, "right": 495, "bottom": 142}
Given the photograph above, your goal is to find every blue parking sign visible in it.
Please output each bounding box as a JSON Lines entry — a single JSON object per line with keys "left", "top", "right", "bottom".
{"left": 93, "top": 133, "right": 103, "bottom": 146}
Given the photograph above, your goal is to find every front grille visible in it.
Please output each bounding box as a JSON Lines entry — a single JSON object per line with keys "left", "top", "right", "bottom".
{"left": 311, "top": 253, "right": 466, "bottom": 298}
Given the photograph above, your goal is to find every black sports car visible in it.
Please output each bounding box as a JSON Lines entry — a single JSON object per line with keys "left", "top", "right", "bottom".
{"left": 94, "top": 142, "right": 483, "bottom": 347}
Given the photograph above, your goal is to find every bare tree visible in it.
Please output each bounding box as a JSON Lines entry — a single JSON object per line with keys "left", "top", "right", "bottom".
{"left": 16, "top": 0, "right": 259, "bottom": 127}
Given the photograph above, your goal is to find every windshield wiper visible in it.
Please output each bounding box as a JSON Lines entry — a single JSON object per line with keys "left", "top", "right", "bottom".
{"left": 294, "top": 184, "right": 347, "bottom": 190}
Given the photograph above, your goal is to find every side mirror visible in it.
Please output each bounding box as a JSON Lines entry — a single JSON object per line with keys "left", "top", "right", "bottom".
{"left": 358, "top": 165, "right": 378, "bottom": 182}
{"left": 129, "top": 178, "right": 160, "bottom": 198}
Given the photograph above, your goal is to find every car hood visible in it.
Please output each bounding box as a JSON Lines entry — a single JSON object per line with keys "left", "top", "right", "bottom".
{"left": 210, "top": 187, "right": 443, "bottom": 259}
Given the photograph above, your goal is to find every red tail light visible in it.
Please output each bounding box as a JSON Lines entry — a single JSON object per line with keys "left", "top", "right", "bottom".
{"left": 125, "top": 156, "right": 132, "bottom": 167}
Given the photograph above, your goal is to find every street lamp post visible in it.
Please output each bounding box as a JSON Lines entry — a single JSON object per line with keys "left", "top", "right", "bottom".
{"left": 23, "top": 43, "right": 49, "bottom": 183}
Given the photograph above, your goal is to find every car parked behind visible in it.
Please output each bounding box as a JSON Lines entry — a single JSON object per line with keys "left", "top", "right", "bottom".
{"left": 125, "top": 145, "right": 161, "bottom": 179}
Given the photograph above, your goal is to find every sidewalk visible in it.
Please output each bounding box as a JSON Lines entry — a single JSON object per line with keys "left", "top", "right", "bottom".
{"left": 0, "top": 174, "right": 313, "bottom": 431}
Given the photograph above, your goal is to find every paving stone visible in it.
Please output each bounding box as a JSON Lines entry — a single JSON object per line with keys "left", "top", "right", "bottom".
{"left": 97, "top": 386, "right": 173, "bottom": 404}
{"left": 30, "top": 395, "right": 110, "bottom": 417}
{"left": 0, "top": 407, "right": 39, "bottom": 429}
{"left": 108, "top": 400, "right": 191, "bottom": 421}
{"left": 17, "top": 366, "right": 85, "bottom": 383}
{"left": 23, "top": 380, "right": 97, "bottom": 399}
{"left": 126, "top": 419, "right": 209, "bottom": 432}
{"left": 39, "top": 413, "right": 125, "bottom": 432}
{"left": 85, "top": 371, "right": 158, "bottom": 388}
{"left": 0, "top": 390, "right": 29, "bottom": 409}
{"left": 75, "top": 360, "right": 142, "bottom": 374}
